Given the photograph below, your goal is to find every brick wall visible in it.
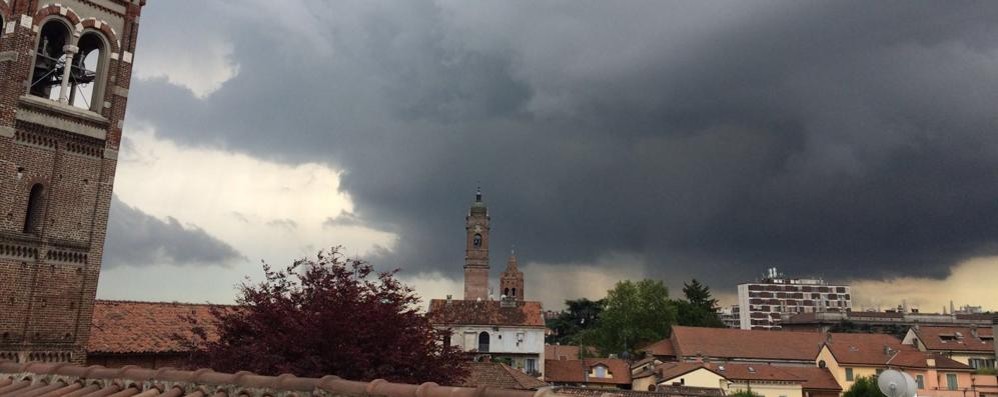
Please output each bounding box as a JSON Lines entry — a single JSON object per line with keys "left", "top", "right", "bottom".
{"left": 0, "top": 0, "right": 145, "bottom": 365}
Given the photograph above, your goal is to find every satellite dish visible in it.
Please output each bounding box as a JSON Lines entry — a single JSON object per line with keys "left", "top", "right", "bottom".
{"left": 878, "top": 370, "right": 917, "bottom": 397}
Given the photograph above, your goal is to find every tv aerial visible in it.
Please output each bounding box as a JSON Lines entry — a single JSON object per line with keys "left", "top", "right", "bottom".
{"left": 878, "top": 369, "right": 917, "bottom": 397}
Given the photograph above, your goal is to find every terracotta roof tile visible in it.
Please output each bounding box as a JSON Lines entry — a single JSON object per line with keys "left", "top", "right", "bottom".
{"left": 670, "top": 326, "right": 825, "bottom": 362}
{"left": 88, "top": 300, "right": 225, "bottom": 354}
{"left": 0, "top": 362, "right": 561, "bottom": 397}
{"left": 913, "top": 326, "right": 995, "bottom": 352}
{"left": 545, "top": 345, "right": 580, "bottom": 360}
{"left": 428, "top": 300, "right": 544, "bottom": 327}
{"left": 558, "top": 386, "right": 724, "bottom": 397}
{"left": 823, "top": 333, "right": 909, "bottom": 366}
{"left": 778, "top": 367, "right": 842, "bottom": 392}
{"left": 544, "top": 359, "right": 631, "bottom": 385}
{"left": 887, "top": 350, "right": 972, "bottom": 371}
{"left": 642, "top": 339, "right": 675, "bottom": 357}
{"left": 458, "top": 362, "right": 547, "bottom": 390}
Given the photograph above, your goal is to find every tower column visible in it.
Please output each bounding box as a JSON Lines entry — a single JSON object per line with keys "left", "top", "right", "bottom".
{"left": 463, "top": 189, "right": 490, "bottom": 300}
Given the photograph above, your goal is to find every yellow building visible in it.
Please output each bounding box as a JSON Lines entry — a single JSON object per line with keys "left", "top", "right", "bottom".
{"left": 902, "top": 326, "right": 996, "bottom": 370}
{"left": 655, "top": 362, "right": 810, "bottom": 397}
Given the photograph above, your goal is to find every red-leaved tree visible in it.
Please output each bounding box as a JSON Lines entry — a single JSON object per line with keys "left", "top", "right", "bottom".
{"left": 183, "top": 247, "right": 468, "bottom": 384}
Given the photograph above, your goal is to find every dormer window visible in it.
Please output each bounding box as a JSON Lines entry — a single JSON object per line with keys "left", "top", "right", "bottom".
{"left": 594, "top": 365, "right": 607, "bottom": 378}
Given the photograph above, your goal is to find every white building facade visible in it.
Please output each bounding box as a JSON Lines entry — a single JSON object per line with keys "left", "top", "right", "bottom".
{"left": 737, "top": 267, "right": 852, "bottom": 330}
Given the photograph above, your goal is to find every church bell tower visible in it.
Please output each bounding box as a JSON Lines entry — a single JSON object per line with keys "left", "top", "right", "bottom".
{"left": 464, "top": 188, "right": 490, "bottom": 300}
{"left": 0, "top": 0, "right": 146, "bottom": 364}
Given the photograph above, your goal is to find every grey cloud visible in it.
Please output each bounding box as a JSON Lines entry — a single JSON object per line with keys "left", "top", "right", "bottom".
{"left": 104, "top": 195, "right": 245, "bottom": 268}
{"left": 125, "top": 1, "right": 998, "bottom": 292}
{"left": 323, "top": 210, "right": 365, "bottom": 228}
{"left": 266, "top": 218, "right": 298, "bottom": 231}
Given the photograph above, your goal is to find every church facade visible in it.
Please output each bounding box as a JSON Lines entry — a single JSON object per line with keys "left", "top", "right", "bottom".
{"left": 428, "top": 190, "right": 545, "bottom": 376}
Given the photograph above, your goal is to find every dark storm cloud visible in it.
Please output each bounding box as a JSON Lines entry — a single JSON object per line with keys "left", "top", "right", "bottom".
{"left": 105, "top": 195, "right": 245, "bottom": 268}
{"left": 125, "top": 1, "right": 998, "bottom": 288}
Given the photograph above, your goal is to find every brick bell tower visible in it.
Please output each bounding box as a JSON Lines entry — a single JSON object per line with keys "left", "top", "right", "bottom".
{"left": 463, "top": 188, "right": 490, "bottom": 300}
{"left": 499, "top": 250, "right": 523, "bottom": 301}
{"left": 0, "top": 0, "right": 146, "bottom": 364}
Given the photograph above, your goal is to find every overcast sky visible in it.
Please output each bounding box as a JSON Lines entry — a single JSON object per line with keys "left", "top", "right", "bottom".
{"left": 99, "top": 0, "right": 998, "bottom": 312}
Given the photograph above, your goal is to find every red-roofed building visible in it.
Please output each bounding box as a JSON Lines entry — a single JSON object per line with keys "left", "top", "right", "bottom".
{"left": 544, "top": 358, "right": 632, "bottom": 389}
{"left": 903, "top": 326, "right": 996, "bottom": 370}
{"left": 653, "top": 362, "right": 812, "bottom": 397}
{"left": 815, "top": 332, "right": 998, "bottom": 397}
{"left": 664, "top": 326, "right": 826, "bottom": 365}
{"left": 86, "top": 300, "right": 224, "bottom": 369}
{"left": 458, "top": 362, "right": 548, "bottom": 390}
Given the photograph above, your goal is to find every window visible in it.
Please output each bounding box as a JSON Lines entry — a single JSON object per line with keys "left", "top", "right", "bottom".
{"left": 473, "top": 233, "right": 482, "bottom": 248}
{"left": 511, "top": 287, "right": 516, "bottom": 297}
{"left": 845, "top": 368, "right": 854, "bottom": 381}
{"left": 69, "top": 32, "right": 106, "bottom": 111}
{"left": 478, "top": 331, "right": 489, "bottom": 353}
{"left": 31, "top": 20, "right": 72, "bottom": 100}
{"left": 24, "top": 184, "right": 46, "bottom": 235}
{"left": 969, "top": 358, "right": 996, "bottom": 369}
{"left": 594, "top": 365, "right": 607, "bottom": 378}
{"left": 526, "top": 358, "right": 536, "bottom": 373}
{"left": 946, "top": 373, "right": 958, "bottom": 390}
{"left": 915, "top": 375, "right": 924, "bottom": 389}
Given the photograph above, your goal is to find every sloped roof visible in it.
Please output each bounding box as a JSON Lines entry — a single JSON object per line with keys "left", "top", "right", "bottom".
{"left": 88, "top": 300, "right": 223, "bottom": 354}
{"left": 545, "top": 345, "right": 581, "bottom": 360}
{"left": 0, "top": 362, "right": 550, "bottom": 397}
{"left": 544, "top": 359, "right": 631, "bottom": 385}
{"left": 913, "top": 326, "right": 994, "bottom": 352}
{"left": 670, "top": 326, "right": 825, "bottom": 362}
{"left": 778, "top": 367, "right": 842, "bottom": 392}
{"left": 823, "top": 333, "right": 909, "bottom": 366}
{"left": 428, "top": 300, "right": 544, "bottom": 327}
{"left": 559, "top": 386, "right": 724, "bottom": 397}
{"left": 888, "top": 350, "right": 973, "bottom": 371}
{"left": 657, "top": 363, "right": 805, "bottom": 383}
{"left": 642, "top": 339, "right": 676, "bottom": 357}
{"left": 459, "top": 362, "right": 547, "bottom": 390}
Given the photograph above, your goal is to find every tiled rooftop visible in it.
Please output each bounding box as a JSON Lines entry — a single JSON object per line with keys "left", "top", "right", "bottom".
{"left": 544, "top": 346, "right": 580, "bottom": 361}
{"left": 427, "top": 300, "right": 544, "bottom": 327}
{"left": 0, "top": 362, "right": 560, "bottom": 397}
{"left": 823, "top": 333, "right": 910, "bottom": 365}
{"left": 912, "top": 326, "right": 994, "bottom": 352}
{"left": 544, "top": 359, "right": 631, "bottom": 385}
{"left": 777, "top": 367, "right": 841, "bottom": 392}
{"left": 641, "top": 339, "right": 675, "bottom": 357}
{"left": 670, "top": 326, "right": 825, "bottom": 362}
{"left": 558, "top": 386, "right": 723, "bottom": 397}
{"left": 459, "top": 362, "right": 547, "bottom": 390}
{"left": 89, "top": 300, "right": 223, "bottom": 354}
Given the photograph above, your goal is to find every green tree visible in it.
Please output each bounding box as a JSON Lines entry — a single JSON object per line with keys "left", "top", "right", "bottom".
{"left": 583, "top": 279, "right": 676, "bottom": 357}
{"left": 675, "top": 279, "right": 724, "bottom": 328}
{"left": 843, "top": 376, "right": 887, "bottom": 397}
{"left": 545, "top": 298, "right": 604, "bottom": 346}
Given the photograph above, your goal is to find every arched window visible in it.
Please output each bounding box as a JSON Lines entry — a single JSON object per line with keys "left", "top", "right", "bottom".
{"left": 24, "top": 184, "right": 46, "bottom": 235}
{"left": 512, "top": 288, "right": 517, "bottom": 297}
{"left": 31, "top": 20, "right": 72, "bottom": 100}
{"left": 473, "top": 233, "right": 482, "bottom": 248}
{"left": 503, "top": 288, "right": 510, "bottom": 297}
{"left": 69, "top": 32, "right": 106, "bottom": 111}
{"left": 478, "top": 332, "right": 489, "bottom": 352}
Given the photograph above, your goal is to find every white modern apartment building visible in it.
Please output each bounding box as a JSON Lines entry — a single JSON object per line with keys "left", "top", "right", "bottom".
{"left": 737, "top": 267, "right": 852, "bottom": 330}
